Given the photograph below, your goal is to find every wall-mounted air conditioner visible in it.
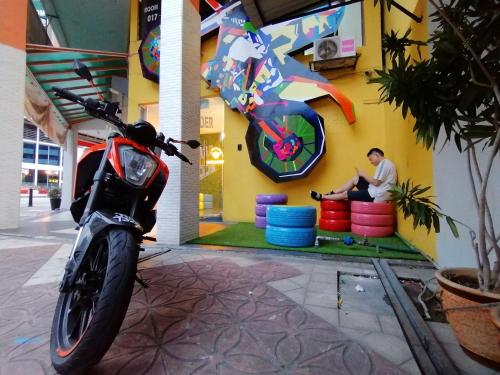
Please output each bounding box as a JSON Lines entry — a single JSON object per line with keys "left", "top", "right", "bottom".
{"left": 313, "top": 36, "right": 356, "bottom": 61}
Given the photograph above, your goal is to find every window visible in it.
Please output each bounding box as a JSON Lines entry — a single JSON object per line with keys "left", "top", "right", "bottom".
{"left": 49, "top": 147, "right": 60, "bottom": 166}
{"left": 22, "top": 169, "right": 35, "bottom": 185}
{"left": 39, "top": 130, "right": 55, "bottom": 144}
{"left": 23, "top": 142, "right": 36, "bottom": 163}
{"left": 37, "top": 169, "right": 48, "bottom": 186}
{"left": 23, "top": 123, "right": 37, "bottom": 140}
{"left": 38, "top": 144, "right": 49, "bottom": 164}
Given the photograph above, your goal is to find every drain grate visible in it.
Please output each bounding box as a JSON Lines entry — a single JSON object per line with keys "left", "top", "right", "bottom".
{"left": 337, "top": 273, "right": 394, "bottom": 315}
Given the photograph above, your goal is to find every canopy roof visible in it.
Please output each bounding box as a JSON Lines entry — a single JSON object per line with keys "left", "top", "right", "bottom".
{"left": 26, "top": 44, "right": 128, "bottom": 126}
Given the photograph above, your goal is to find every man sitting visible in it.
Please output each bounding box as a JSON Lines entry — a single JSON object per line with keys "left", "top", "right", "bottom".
{"left": 310, "top": 147, "right": 397, "bottom": 202}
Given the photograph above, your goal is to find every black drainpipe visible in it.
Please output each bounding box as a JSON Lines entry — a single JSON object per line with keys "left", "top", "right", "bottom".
{"left": 380, "top": 0, "right": 386, "bottom": 69}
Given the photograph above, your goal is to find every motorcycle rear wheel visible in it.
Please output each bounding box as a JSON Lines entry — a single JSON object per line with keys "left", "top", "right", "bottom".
{"left": 50, "top": 229, "right": 139, "bottom": 374}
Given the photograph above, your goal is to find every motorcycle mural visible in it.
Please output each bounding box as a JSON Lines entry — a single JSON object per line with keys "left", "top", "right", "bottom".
{"left": 201, "top": 1, "right": 356, "bottom": 182}
{"left": 49, "top": 61, "right": 200, "bottom": 374}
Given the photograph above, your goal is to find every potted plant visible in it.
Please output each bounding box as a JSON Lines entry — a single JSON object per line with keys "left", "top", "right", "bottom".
{"left": 48, "top": 187, "right": 62, "bottom": 210}
{"left": 370, "top": 0, "right": 499, "bottom": 366}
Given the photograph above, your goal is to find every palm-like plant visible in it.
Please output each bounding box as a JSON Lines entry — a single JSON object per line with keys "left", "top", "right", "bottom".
{"left": 370, "top": 0, "right": 499, "bottom": 292}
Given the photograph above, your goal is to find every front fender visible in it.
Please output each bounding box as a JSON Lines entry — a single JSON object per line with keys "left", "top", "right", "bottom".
{"left": 59, "top": 210, "right": 143, "bottom": 292}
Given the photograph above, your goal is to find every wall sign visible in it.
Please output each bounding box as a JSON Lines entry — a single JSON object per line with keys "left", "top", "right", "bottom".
{"left": 139, "top": 0, "right": 161, "bottom": 40}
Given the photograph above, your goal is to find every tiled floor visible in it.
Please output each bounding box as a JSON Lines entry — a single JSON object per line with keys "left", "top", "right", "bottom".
{"left": 0, "top": 202, "right": 497, "bottom": 375}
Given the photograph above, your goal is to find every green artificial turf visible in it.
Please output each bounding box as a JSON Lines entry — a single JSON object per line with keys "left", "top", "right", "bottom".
{"left": 189, "top": 222, "right": 426, "bottom": 260}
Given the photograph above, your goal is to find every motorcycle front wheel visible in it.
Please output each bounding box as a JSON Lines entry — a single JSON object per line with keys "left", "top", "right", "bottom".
{"left": 50, "top": 229, "right": 139, "bottom": 374}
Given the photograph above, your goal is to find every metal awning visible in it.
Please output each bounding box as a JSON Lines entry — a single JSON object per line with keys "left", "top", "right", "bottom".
{"left": 26, "top": 44, "right": 128, "bottom": 126}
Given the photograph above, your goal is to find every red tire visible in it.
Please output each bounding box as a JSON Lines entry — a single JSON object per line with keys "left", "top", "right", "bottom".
{"left": 319, "top": 218, "right": 351, "bottom": 232}
{"left": 351, "top": 223, "right": 394, "bottom": 237}
{"left": 321, "top": 210, "right": 350, "bottom": 220}
{"left": 351, "top": 212, "right": 394, "bottom": 226}
{"left": 351, "top": 201, "right": 394, "bottom": 215}
{"left": 320, "top": 200, "right": 350, "bottom": 211}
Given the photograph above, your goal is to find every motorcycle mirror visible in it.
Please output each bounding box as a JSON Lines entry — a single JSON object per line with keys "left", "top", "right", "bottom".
{"left": 73, "top": 60, "right": 93, "bottom": 82}
{"left": 186, "top": 140, "right": 201, "bottom": 149}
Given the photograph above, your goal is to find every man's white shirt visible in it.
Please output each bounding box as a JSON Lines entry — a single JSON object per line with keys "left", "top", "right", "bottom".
{"left": 367, "top": 159, "right": 397, "bottom": 202}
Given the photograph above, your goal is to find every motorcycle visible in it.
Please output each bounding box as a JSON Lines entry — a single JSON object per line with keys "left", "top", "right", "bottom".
{"left": 49, "top": 61, "right": 200, "bottom": 374}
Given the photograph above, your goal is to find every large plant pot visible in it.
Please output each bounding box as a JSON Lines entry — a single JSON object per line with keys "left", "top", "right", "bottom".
{"left": 435, "top": 268, "right": 500, "bottom": 367}
{"left": 50, "top": 198, "right": 61, "bottom": 210}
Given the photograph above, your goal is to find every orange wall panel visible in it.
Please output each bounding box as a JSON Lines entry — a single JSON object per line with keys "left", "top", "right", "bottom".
{"left": 0, "top": 0, "right": 28, "bottom": 50}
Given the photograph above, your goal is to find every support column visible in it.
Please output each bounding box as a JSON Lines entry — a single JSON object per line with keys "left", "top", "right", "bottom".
{"left": 61, "top": 127, "right": 77, "bottom": 209}
{"left": 0, "top": 0, "right": 28, "bottom": 229}
{"left": 157, "top": 0, "right": 200, "bottom": 245}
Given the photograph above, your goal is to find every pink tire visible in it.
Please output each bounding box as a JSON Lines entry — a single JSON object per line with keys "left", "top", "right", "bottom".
{"left": 255, "top": 215, "right": 267, "bottom": 229}
{"left": 351, "top": 212, "right": 394, "bottom": 226}
{"left": 319, "top": 218, "right": 351, "bottom": 232}
{"left": 320, "top": 200, "right": 350, "bottom": 211}
{"left": 351, "top": 201, "right": 394, "bottom": 215}
{"left": 321, "top": 210, "right": 351, "bottom": 220}
{"left": 351, "top": 223, "right": 394, "bottom": 237}
{"left": 256, "top": 194, "right": 288, "bottom": 205}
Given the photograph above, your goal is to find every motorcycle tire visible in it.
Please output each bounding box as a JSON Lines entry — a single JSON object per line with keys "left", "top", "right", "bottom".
{"left": 50, "top": 229, "right": 139, "bottom": 374}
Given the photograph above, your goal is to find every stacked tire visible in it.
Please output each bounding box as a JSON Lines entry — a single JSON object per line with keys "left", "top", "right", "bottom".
{"left": 255, "top": 194, "right": 288, "bottom": 229}
{"left": 351, "top": 201, "right": 395, "bottom": 237}
{"left": 266, "top": 206, "right": 317, "bottom": 247}
{"left": 319, "top": 200, "right": 351, "bottom": 232}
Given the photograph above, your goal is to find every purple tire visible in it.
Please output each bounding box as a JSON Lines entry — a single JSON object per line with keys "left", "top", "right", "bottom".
{"left": 255, "top": 194, "right": 288, "bottom": 205}
{"left": 255, "top": 215, "right": 267, "bottom": 229}
{"left": 255, "top": 204, "right": 268, "bottom": 216}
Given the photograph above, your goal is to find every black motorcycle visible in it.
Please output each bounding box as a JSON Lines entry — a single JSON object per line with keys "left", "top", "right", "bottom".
{"left": 49, "top": 61, "right": 200, "bottom": 374}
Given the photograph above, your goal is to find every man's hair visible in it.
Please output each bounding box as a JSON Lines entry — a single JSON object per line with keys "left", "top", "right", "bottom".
{"left": 367, "top": 147, "right": 384, "bottom": 157}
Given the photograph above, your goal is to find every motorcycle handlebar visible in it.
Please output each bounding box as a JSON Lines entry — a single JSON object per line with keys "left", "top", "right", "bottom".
{"left": 53, "top": 86, "right": 193, "bottom": 164}
{"left": 155, "top": 140, "right": 192, "bottom": 165}
{"left": 52, "top": 86, "right": 84, "bottom": 104}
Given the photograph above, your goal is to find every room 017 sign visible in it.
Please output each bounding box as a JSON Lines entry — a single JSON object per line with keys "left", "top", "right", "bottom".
{"left": 139, "top": 0, "right": 161, "bottom": 39}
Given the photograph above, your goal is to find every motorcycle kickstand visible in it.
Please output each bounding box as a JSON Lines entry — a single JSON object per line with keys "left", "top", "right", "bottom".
{"left": 135, "top": 274, "right": 149, "bottom": 288}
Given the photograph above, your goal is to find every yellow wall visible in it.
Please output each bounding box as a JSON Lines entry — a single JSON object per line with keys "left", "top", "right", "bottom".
{"left": 129, "top": 0, "right": 436, "bottom": 258}
{"left": 127, "top": 0, "right": 159, "bottom": 124}
{"left": 382, "top": 0, "right": 436, "bottom": 259}
{"left": 213, "top": 1, "right": 437, "bottom": 259}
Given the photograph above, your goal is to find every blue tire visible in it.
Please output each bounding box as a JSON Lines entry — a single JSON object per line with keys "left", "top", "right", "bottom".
{"left": 255, "top": 194, "right": 288, "bottom": 205}
{"left": 267, "top": 206, "right": 317, "bottom": 228}
{"left": 266, "top": 225, "right": 316, "bottom": 247}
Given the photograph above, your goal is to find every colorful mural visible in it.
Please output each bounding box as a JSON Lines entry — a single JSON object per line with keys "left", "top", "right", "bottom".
{"left": 139, "top": 24, "right": 161, "bottom": 83}
{"left": 201, "top": 1, "right": 356, "bottom": 182}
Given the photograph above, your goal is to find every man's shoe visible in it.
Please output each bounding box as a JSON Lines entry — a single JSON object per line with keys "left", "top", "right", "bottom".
{"left": 310, "top": 191, "right": 322, "bottom": 201}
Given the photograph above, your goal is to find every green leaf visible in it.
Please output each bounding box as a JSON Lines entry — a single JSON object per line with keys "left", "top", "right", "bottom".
{"left": 446, "top": 216, "right": 459, "bottom": 238}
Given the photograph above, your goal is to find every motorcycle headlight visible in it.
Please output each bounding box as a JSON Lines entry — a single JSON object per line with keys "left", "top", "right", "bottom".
{"left": 119, "top": 146, "right": 157, "bottom": 187}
